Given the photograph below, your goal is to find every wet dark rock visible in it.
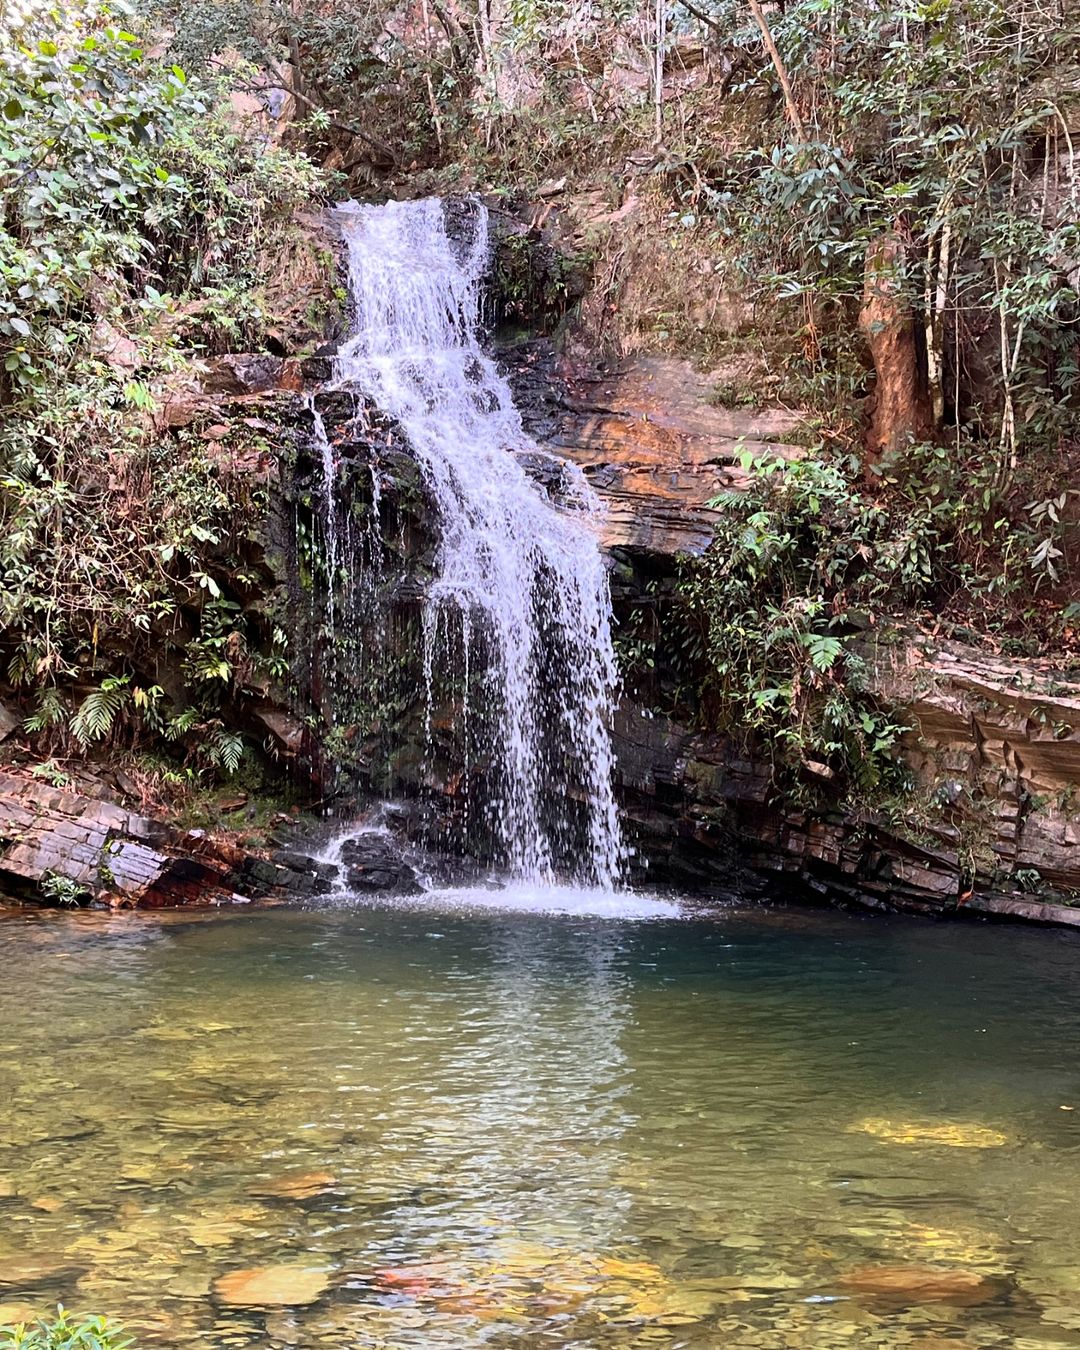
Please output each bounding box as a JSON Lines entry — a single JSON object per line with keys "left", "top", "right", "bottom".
{"left": 252, "top": 707, "right": 306, "bottom": 758}
{"left": 232, "top": 852, "right": 336, "bottom": 898}
{"left": 339, "top": 835, "right": 421, "bottom": 894}
{"left": 613, "top": 638, "right": 1080, "bottom": 920}
{"left": 300, "top": 354, "right": 335, "bottom": 383}
{"left": 0, "top": 702, "right": 18, "bottom": 743}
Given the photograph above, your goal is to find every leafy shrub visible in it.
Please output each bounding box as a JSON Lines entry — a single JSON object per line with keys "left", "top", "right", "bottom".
{"left": 677, "top": 451, "right": 917, "bottom": 797}
{"left": 0, "top": 1307, "right": 131, "bottom": 1350}
{"left": 39, "top": 873, "right": 90, "bottom": 906}
{"left": 0, "top": 1, "right": 328, "bottom": 773}
{"left": 700, "top": 0, "right": 1080, "bottom": 489}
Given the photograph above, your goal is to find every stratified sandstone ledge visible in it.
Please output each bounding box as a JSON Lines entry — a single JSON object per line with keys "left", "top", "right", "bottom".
{"left": 506, "top": 348, "right": 807, "bottom": 555}
{"left": 0, "top": 771, "right": 331, "bottom": 908}
{"left": 615, "top": 636, "right": 1080, "bottom": 919}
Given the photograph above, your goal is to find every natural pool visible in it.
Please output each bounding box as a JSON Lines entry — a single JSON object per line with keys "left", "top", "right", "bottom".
{"left": 2, "top": 891, "right": 1080, "bottom": 1348}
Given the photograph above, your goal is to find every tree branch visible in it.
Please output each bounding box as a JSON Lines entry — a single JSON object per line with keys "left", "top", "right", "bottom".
{"left": 746, "top": 0, "right": 805, "bottom": 142}
{"left": 213, "top": 63, "right": 399, "bottom": 166}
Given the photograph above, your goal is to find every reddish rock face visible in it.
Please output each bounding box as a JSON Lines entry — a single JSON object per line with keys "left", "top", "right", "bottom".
{"left": 548, "top": 355, "right": 806, "bottom": 557}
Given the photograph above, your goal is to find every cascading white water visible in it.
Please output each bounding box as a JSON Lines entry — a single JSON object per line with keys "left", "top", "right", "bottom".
{"left": 306, "top": 396, "right": 342, "bottom": 639}
{"left": 332, "top": 197, "right": 623, "bottom": 889}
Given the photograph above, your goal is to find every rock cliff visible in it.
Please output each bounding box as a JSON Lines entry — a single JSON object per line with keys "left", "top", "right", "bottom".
{"left": 510, "top": 343, "right": 1080, "bottom": 922}
{"left": 3, "top": 204, "right": 1079, "bottom": 926}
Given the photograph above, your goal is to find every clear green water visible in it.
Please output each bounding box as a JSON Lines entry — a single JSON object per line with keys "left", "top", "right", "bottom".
{"left": 3, "top": 894, "right": 1080, "bottom": 1348}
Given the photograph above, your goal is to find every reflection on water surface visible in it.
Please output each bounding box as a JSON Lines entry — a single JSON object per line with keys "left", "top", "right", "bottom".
{"left": 2, "top": 896, "right": 1080, "bottom": 1348}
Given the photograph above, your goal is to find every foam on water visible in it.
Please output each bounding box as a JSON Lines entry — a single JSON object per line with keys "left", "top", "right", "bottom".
{"left": 352, "top": 879, "right": 683, "bottom": 920}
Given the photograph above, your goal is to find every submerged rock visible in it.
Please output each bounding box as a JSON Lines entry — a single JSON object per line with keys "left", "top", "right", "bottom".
{"left": 851, "top": 1117, "right": 1009, "bottom": 1148}
{"left": 835, "top": 1263, "right": 1001, "bottom": 1307}
{"left": 250, "top": 1169, "right": 338, "bottom": 1201}
{"left": 0, "top": 1302, "right": 42, "bottom": 1326}
{"left": 213, "top": 1264, "right": 332, "bottom": 1307}
{"left": 0, "top": 1255, "right": 85, "bottom": 1289}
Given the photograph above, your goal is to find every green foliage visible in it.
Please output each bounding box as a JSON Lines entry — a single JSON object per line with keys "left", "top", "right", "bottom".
{"left": 71, "top": 677, "right": 131, "bottom": 749}
{"left": 1, "top": 3, "right": 319, "bottom": 390}
{"left": 142, "top": 0, "right": 431, "bottom": 167}
{"left": 677, "top": 451, "right": 914, "bottom": 796}
{"left": 0, "top": 1, "right": 322, "bottom": 780}
{"left": 493, "top": 229, "right": 589, "bottom": 331}
{"left": 39, "top": 873, "right": 90, "bottom": 906}
{"left": 701, "top": 0, "right": 1079, "bottom": 479}
{"left": 0, "top": 1308, "right": 130, "bottom": 1350}
{"left": 29, "top": 759, "right": 72, "bottom": 788}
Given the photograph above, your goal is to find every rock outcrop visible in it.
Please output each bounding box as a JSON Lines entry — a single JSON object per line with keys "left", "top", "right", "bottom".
{"left": 510, "top": 343, "right": 1080, "bottom": 922}
{"left": 506, "top": 345, "right": 806, "bottom": 555}
{"left": 0, "top": 770, "right": 340, "bottom": 907}
{"left": 614, "top": 655, "right": 1080, "bottom": 925}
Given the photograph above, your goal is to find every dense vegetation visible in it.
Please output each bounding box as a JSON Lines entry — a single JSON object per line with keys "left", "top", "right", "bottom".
{"left": 668, "top": 0, "right": 1079, "bottom": 788}
{"left": 3, "top": 0, "right": 1078, "bottom": 805}
{"left": 0, "top": 0, "right": 328, "bottom": 790}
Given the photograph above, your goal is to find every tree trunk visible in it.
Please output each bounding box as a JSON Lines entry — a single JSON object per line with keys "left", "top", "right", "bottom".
{"left": 858, "top": 234, "right": 931, "bottom": 471}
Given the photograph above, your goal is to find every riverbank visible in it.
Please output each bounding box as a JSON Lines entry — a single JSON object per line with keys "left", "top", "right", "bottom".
{"left": 3, "top": 759, "right": 1080, "bottom": 932}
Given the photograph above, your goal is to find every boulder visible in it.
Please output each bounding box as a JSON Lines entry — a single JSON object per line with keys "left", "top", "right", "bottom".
{"left": 0, "top": 770, "right": 333, "bottom": 909}
{"left": 836, "top": 1264, "right": 1001, "bottom": 1307}
{"left": 340, "top": 834, "right": 421, "bottom": 894}
{"left": 213, "top": 1264, "right": 331, "bottom": 1307}
{"left": 0, "top": 703, "right": 19, "bottom": 743}
{"left": 250, "top": 1170, "right": 338, "bottom": 1201}
{"left": 200, "top": 354, "right": 284, "bottom": 396}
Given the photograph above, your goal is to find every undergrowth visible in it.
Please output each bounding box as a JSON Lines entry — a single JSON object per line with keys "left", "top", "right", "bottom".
{"left": 0, "top": 2, "right": 329, "bottom": 782}
{"left": 674, "top": 451, "right": 914, "bottom": 800}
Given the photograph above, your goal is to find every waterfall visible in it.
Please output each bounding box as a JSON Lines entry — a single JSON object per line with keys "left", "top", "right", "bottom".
{"left": 331, "top": 197, "right": 623, "bottom": 890}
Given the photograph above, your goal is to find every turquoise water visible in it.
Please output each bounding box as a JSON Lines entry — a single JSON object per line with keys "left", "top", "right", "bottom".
{"left": 2, "top": 894, "right": 1080, "bottom": 1347}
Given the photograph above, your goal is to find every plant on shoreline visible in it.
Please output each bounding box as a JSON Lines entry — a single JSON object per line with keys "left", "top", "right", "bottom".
{"left": 676, "top": 451, "right": 917, "bottom": 798}
{"left": 0, "top": 1308, "right": 131, "bottom": 1350}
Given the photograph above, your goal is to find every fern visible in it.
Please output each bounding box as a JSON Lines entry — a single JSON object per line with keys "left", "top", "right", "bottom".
{"left": 209, "top": 729, "right": 244, "bottom": 775}
{"left": 165, "top": 708, "right": 201, "bottom": 741}
{"left": 7, "top": 642, "right": 40, "bottom": 688}
{"left": 23, "top": 687, "right": 67, "bottom": 733}
{"left": 71, "top": 677, "right": 130, "bottom": 748}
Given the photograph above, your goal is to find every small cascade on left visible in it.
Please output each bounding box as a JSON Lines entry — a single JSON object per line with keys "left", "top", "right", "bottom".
{"left": 295, "top": 387, "right": 404, "bottom": 807}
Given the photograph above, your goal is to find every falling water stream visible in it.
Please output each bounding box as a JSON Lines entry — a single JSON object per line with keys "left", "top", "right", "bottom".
{"left": 325, "top": 197, "right": 622, "bottom": 888}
